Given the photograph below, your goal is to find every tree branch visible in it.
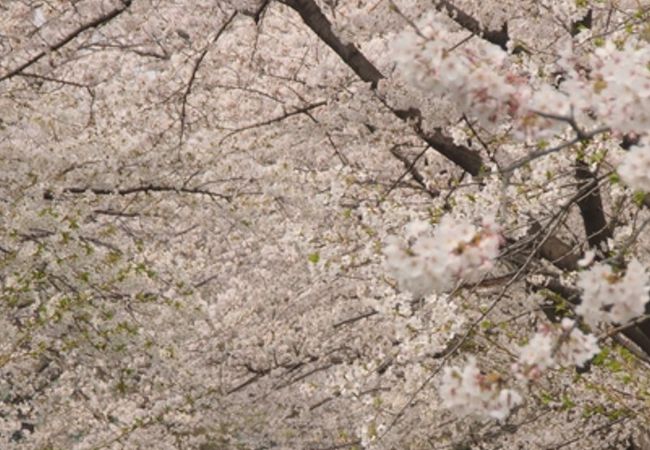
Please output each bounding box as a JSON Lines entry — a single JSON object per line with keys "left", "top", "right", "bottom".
{"left": 43, "top": 184, "right": 231, "bottom": 201}
{"left": 280, "top": 0, "right": 384, "bottom": 87}
{"left": 0, "top": 0, "right": 133, "bottom": 83}
{"left": 179, "top": 12, "right": 237, "bottom": 145}
{"left": 218, "top": 100, "right": 327, "bottom": 144}
{"left": 575, "top": 161, "right": 611, "bottom": 251}
{"left": 433, "top": 0, "right": 510, "bottom": 51}
{"left": 280, "top": 0, "right": 485, "bottom": 175}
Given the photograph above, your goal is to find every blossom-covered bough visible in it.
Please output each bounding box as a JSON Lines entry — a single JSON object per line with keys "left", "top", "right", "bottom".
{"left": 2, "top": 0, "right": 650, "bottom": 449}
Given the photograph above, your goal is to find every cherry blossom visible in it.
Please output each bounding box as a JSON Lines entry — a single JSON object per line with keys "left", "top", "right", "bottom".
{"left": 439, "top": 357, "right": 522, "bottom": 421}
{"left": 618, "top": 142, "right": 650, "bottom": 192}
{"left": 577, "top": 258, "right": 650, "bottom": 325}
{"left": 384, "top": 216, "right": 501, "bottom": 296}
{"left": 2, "top": 0, "right": 650, "bottom": 448}
{"left": 514, "top": 318, "right": 600, "bottom": 380}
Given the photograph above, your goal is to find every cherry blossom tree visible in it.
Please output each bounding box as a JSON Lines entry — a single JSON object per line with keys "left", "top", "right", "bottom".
{"left": 2, "top": 0, "right": 650, "bottom": 449}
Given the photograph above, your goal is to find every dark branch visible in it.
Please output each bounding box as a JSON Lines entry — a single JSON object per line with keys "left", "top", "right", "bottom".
{"left": 566, "top": 11, "right": 612, "bottom": 252}
{"left": 387, "top": 145, "right": 439, "bottom": 198}
{"left": 526, "top": 223, "right": 581, "bottom": 272}
{"left": 571, "top": 9, "right": 593, "bottom": 36}
{"left": 532, "top": 276, "right": 650, "bottom": 363}
{"left": 423, "top": 128, "right": 484, "bottom": 176}
{"left": 280, "top": 0, "right": 383, "bottom": 86}
{"left": 43, "top": 184, "right": 231, "bottom": 201}
{"left": 0, "top": 0, "right": 133, "bottom": 83}
{"left": 332, "top": 310, "right": 377, "bottom": 329}
{"left": 575, "top": 161, "right": 611, "bottom": 251}
{"left": 218, "top": 100, "right": 327, "bottom": 144}
{"left": 280, "top": 0, "right": 485, "bottom": 175}
{"left": 434, "top": 0, "right": 509, "bottom": 51}
{"left": 179, "top": 12, "right": 237, "bottom": 145}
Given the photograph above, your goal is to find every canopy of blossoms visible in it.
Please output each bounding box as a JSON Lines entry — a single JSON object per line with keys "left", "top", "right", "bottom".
{"left": 2, "top": 1, "right": 650, "bottom": 449}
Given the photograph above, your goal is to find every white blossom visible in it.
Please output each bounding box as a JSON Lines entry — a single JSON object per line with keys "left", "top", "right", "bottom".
{"left": 589, "top": 41, "right": 650, "bottom": 135}
{"left": 514, "top": 319, "right": 600, "bottom": 380}
{"left": 385, "top": 216, "right": 501, "bottom": 296}
{"left": 3, "top": 1, "right": 650, "bottom": 448}
{"left": 440, "top": 357, "right": 522, "bottom": 421}
{"left": 556, "top": 318, "right": 601, "bottom": 368}
{"left": 618, "top": 143, "right": 650, "bottom": 192}
{"left": 577, "top": 259, "right": 650, "bottom": 325}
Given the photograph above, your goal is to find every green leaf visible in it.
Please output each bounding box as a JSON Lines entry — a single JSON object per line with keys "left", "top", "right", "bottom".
{"left": 561, "top": 394, "right": 576, "bottom": 410}
{"left": 539, "top": 391, "right": 553, "bottom": 405}
{"left": 308, "top": 252, "right": 320, "bottom": 264}
{"left": 592, "top": 347, "right": 609, "bottom": 366}
{"left": 633, "top": 191, "right": 647, "bottom": 207}
{"left": 480, "top": 320, "right": 494, "bottom": 330}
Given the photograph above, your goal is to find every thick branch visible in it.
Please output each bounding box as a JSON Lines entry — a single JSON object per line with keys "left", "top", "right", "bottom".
{"left": 565, "top": 12, "right": 611, "bottom": 252}
{"left": 575, "top": 161, "right": 611, "bottom": 250}
{"left": 423, "top": 128, "right": 484, "bottom": 176}
{"left": 280, "top": 0, "right": 383, "bottom": 87}
{"left": 434, "top": 0, "right": 509, "bottom": 51}
{"left": 280, "top": 0, "right": 484, "bottom": 175}
{"left": 282, "top": 0, "right": 650, "bottom": 358}
{"left": 571, "top": 9, "right": 593, "bottom": 36}
{"left": 528, "top": 224, "right": 581, "bottom": 272}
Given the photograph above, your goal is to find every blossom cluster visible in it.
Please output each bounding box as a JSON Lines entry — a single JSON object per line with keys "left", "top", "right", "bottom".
{"left": 439, "top": 357, "right": 522, "bottom": 421}
{"left": 6, "top": 0, "right": 650, "bottom": 447}
{"left": 588, "top": 41, "right": 650, "bottom": 135}
{"left": 391, "top": 16, "right": 527, "bottom": 128}
{"left": 439, "top": 318, "right": 600, "bottom": 421}
{"left": 618, "top": 142, "right": 650, "bottom": 192}
{"left": 514, "top": 318, "right": 600, "bottom": 380}
{"left": 384, "top": 216, "right": 501, "bottom": 297}
{"left": 435, "top": 255, "right": 648, "bottom": 421}
{"left": 577, "top": 258, "right": 650, "bottom": 326}
{"left": 392, "top": 22, "right": 650, "bottom": 144}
